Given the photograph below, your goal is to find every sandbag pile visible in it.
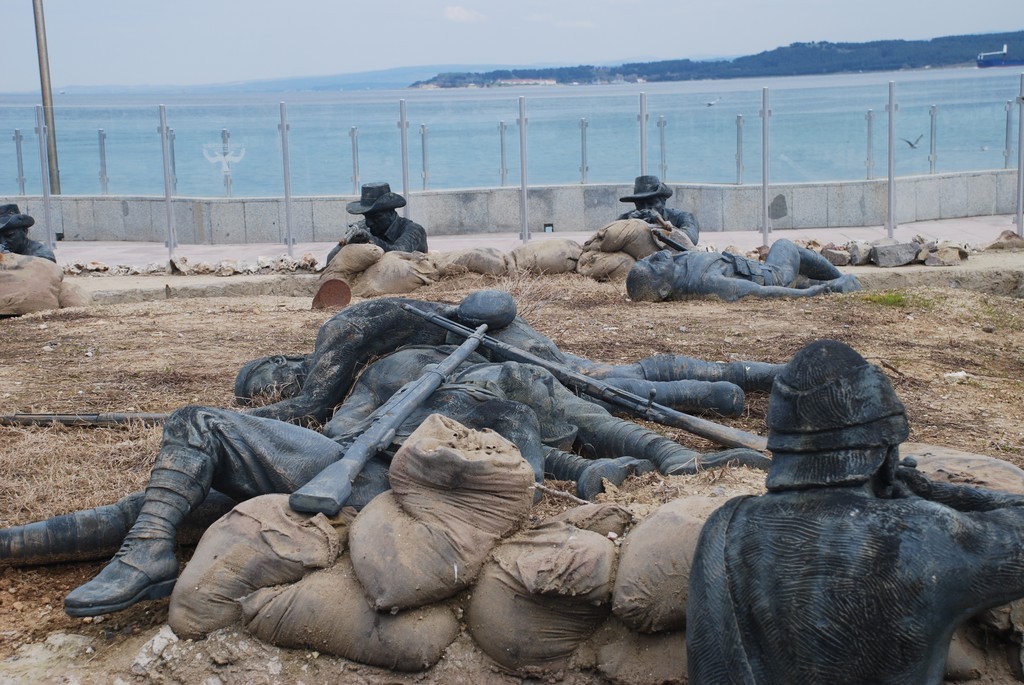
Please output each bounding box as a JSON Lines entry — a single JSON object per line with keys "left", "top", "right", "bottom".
{"left": 577, "top": 218, "right": 665, "bottom": 281}
{"left": 0, "top": 252, "right": 91, "bottom": 316}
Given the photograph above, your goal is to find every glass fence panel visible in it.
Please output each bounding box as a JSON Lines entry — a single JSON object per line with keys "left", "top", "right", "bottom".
{"left": 0, "top": 106, "right": 41, "bottom": 196}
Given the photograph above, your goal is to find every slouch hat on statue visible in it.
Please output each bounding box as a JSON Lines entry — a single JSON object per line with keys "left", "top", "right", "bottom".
{"left": 346, "top": 182, "right": 407, "bottom": 215}
{"left": 619, "top": 175, "right": 673, "bottom": 203}
{"left": 765, "top": 339, "right": 909, "bottom": 491}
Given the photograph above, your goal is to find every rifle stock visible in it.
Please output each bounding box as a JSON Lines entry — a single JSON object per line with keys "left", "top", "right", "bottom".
{"left": 402, "top": 304, "right": 768, "bottom": 452}
{"left": 289, "top": 322, "right": 490, "bottom": 516}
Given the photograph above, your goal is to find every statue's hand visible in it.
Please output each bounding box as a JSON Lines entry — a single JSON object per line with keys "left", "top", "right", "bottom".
{"left": 895, "top": 464, "right": 932, "bottom": 498}
{"left": 340, "top": 223, "right": 371, "bottom": 245}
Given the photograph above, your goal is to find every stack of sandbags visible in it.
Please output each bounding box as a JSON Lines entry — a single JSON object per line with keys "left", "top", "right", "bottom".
{"left": 577, "top": 219, "right": 663, "bottom": 281}
{"left": 0, "top": 252, "right": 90, "bottom": 315}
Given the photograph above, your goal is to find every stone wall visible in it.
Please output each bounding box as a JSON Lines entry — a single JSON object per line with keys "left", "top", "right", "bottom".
{"left": 3, "top": 169, "right": 1017, "bottom": 245}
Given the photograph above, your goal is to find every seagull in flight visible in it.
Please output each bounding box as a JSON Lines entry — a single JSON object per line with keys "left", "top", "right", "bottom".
{"left": 900, "top": 134, "right": 924, "bottom": 149}
{"left": 705, "top": 97, "right": 721, "bottom": 107}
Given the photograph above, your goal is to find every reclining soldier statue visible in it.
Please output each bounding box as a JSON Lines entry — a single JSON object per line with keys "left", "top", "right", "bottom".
{"left": 687, "top": 339, "right": 1024, "bottom": 685}
{"left": 626, "top": 239, "right": 862, "bottom": 302}
{"left": 0, "top": 291, "right": 777, "bottom": 619}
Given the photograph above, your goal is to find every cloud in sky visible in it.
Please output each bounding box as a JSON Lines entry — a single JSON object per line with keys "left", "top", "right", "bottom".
{"left": 444, "top": 5, "right": 484, "bottom": 23}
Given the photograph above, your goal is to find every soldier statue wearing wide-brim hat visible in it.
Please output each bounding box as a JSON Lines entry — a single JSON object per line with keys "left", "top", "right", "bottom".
{"left": 325, "top": 182, "right": 427, "bottom": 266}
{"left": 616, "top": 175, "right": 700, "bottom": 248}
{"left": 0, "top": 204, "right": 56, "bottom": 263}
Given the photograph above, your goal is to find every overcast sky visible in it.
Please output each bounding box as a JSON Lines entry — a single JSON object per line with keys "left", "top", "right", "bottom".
{"left": 1, "top": 0, "right": 1020, "bottom": 93}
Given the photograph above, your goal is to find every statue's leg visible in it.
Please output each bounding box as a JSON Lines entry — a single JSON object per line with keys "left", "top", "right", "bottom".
{"left": 0, "top": 491, "right": 235, "bottom": 569}
{"left": 599, "top": 378, "right": 745, "bottom": 416}
{"left": 63, "top": 406, "right": 344, "bottom": 617}
{"left": 636, "top": 355, "right": 783, "bottom": 393}
{"left": 543, "top": 448, "right": 655, "bottom": 500}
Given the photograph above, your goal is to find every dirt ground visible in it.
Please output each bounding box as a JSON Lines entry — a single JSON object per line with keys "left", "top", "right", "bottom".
{"left": 3, "top": 264, "right": 1024, "bottom": 683}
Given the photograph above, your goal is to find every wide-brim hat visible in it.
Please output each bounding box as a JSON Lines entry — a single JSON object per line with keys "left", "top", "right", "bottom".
{"left": 0, "top": 204, "right": 35, "bottom": 231}
{"left": 764, "top": 339, "right": 909, "bottom": 491}
{"left": 620, "top": 175, "right": 673, "bottom": 203}
{"left": 346, "top": 182, "right": 407, "bottom": 215}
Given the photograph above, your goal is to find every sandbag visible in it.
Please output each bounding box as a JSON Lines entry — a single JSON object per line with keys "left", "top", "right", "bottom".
{"left": 317, "top": 242, "right": 383, "bottom": 283}
{"left": 612, "top": 495, "right": 724, "bottom": 634}
{"left": 168, "top": 494, "right": 348, "bottom": 639}
{"left": 576, "top": 249, "right": 636, "bottom": 281}
{"left": 546, "top": 502, "right": 634, "bottom": 538}
{"left": 352, "top": 250, "right": 438, "bottom": 296}
{"left": 509, "top": 239, "right": 582, "bottom": 275}
{"left": 0, "top": 252, "right": 62, "bottom": 315}
{"left": 466, "top": 520, "right": 616, "bottom": 672}
{"left": 349, "top": 414, "right": 535, "bottom": 611}
{"left": 433, "top": 246, "right": 511, "bottom": 276}
{"left": 58, "top": 280, "right": 91, "bottom": 308}
{"left": 584, "top": 617, "right": 687, "bottom": 685}
{"left": 241, "top": 555, "right": 459, "bottom": 671}
{"left": 583, "top": 219, "right": 662, "bottom": 260}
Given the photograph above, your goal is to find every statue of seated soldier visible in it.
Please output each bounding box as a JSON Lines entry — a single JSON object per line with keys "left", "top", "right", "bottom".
{"left": 0, "top": 204, "right": 55, "bottom": 263}
{"left": 0, "top": 291, "right": 774, "bottom": 619}
{"left": 618, "top": 175, "right": 700, "bottom": 250}
{"left": 325, "top": 182, "right": 427, "bottom": 266}
{"left": 686, "top": 339, "right": 1024, "bottom": 685}
{"left": 626, "top": 240, "right": 862, "bottom": 302}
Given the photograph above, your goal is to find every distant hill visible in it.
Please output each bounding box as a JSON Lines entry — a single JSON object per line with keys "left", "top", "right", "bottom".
{"left": 411, "top": 30, "right": 1024, "bottom": 88}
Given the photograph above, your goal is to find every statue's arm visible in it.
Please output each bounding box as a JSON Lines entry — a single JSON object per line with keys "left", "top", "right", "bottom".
{"left": 704, "top": 279, "right": 830, "bottom": 301}
{"left": 897, "top": 466, "right": 1024, "bottom": 512}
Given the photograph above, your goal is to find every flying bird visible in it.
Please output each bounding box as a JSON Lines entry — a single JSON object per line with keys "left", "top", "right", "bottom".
{"left": 900, "top": 134, "right": 924, "bottom": 149}
{"left": 705, "top": 97, "right": 721, "bottom": 107}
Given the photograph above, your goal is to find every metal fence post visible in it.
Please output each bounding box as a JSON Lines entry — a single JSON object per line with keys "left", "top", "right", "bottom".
{"left": 498, "top": 120, "right": 508, "bottom": 187}
{"left": 157, "top": 105, "right": 177, "bottom": 259}
{"left": 1015, "top": 74, "right": 1023, "bottom": 237}
{"left": 278, "top": 102, "right": 294, "bottom": 257}
{"left": 865, "top": 110, "right": 875, "bottom": 180}
{"left": 221, "top": 129, "right": 232, "bottom": 196}
{"left": 12, "top": 129, "right": 26, "bottom": 195}
{"left": 760, "top": 88, "right": 771, "bottom": 245}
{"left": 33, "top": 106, "right": 55, "bottom": 248}
{"left": 886, "top": 82, "right": 898, "bottom": 239}
{"left": 517, "top": 97, "right": 530, "bottom": 243}
{"left": 420, "top": 124, "right": 429, "bottom": 190}
{"left": 657, "top": 115, "right": 668, "bottom": 180}
{"left": 349, "top": 126, "right": 360, "bottom": 194}
{"left": 928, "top": 104, "right": 938, "bottom": 174}
{"left": 579, "top": 118, "right": 588, "bottom": 184}
{"left": 638, "top": 92, "right": 648, "bottom": 175}
{"left": 1005, "top": 101, "right": 1014, "bottom": 170}
{"left": 735, "top": 115, "right": 744, "bottom": 185}
{"left": 98, "top": 129, "right": 109, "bottom": 194}
{"left": 168, "top": 128, "right": 178, "bottom": 195}
{"left": 398, "top": 99, "right": 410, "bottom": 218}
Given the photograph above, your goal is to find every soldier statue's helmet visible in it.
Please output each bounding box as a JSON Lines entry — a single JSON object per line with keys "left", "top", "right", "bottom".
{"left": 0, "top": 204, "right": 35, "bottom": 232}
{"left": 346, "top": 182, "right": 407, "bottom": 215}
{"left": 765, "top": 339, "right": 909, "bottom": 491}
{"left": 456, "top": 289, "right": 517, "bottom": 330}
{"left": 619, "top": 175, "right": 673, "bottom": 203}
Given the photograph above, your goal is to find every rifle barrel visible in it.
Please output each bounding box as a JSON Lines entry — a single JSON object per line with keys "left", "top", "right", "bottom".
{"left": 402, "top": 304, "right": 767, "bottom": 452}
{"left": 0, "top": 412, "right": 169, "bottom": 427}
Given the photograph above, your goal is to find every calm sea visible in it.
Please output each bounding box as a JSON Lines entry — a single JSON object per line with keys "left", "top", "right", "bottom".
{"left": 1, "top": 66, "right": 1021, "bottom": 198}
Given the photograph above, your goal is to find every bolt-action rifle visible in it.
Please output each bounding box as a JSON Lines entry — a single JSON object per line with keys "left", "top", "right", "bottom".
{"left": 0, "top": 412, "right": 169, "bottom": 427}
{"left": 402, "top": 304, "right": 768, "bottom": 452}
{"left": 288, "top": 322, "right": 490, "bottom": 516}
{"left": 647, "top": 211, "right": 692, "bottom": 252}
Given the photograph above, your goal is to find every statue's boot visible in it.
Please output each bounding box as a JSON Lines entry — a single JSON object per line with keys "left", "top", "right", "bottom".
{"left": 797, "top": 246, "right": 845, "bottom": 281}
{"left": 64, "top": 449, "right": 211, "bottom": 617}
{"left": 544, "top": 448, "right": 655, "bottom": 500}
{"left": 580, "top": 419, "right": 771, "bottom": 476}
{"left": 0, "top": 491, "right": 235, "bottom": 569}
{"left": 601, "top": 378, "right": 745, "bottom": 416}
{"left": 636, "top": 356, "right": 783, "bottom": 393}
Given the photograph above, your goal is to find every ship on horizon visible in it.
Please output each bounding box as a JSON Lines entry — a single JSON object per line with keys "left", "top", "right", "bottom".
{"left": 976, "top": 44, "right": 1024, "bottom": 68}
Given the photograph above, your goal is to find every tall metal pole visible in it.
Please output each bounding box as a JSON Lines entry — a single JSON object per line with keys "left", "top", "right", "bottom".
{"left": 760, "top": 88, "right": 771, "bottom": 246}
{"left": 398, "top": 99, "right": 410, "bottom": 218}
{"left": 1015, "top": 74, "right": 1023, "bottom": 237}
{"left": 517, "top": 97, "right": 530, "bottom": 243}
{"left": 638, "top": 92, "right": 648, "bottom": 175}
{"left": 886, "top": 81, "right": 898, "bottom": 239}
{"left": 157, "top": 105, "right": 177, "bottom": 261}
{"left": 279, "top": 102, "right": 295, "bottom": 257}
{"left": 32, "top": 0, "right": 60, "bottom": 194}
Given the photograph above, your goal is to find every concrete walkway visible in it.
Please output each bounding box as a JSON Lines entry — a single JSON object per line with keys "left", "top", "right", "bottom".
{"left": 50, "top": 215, "right": 1021, "bottom": 270}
